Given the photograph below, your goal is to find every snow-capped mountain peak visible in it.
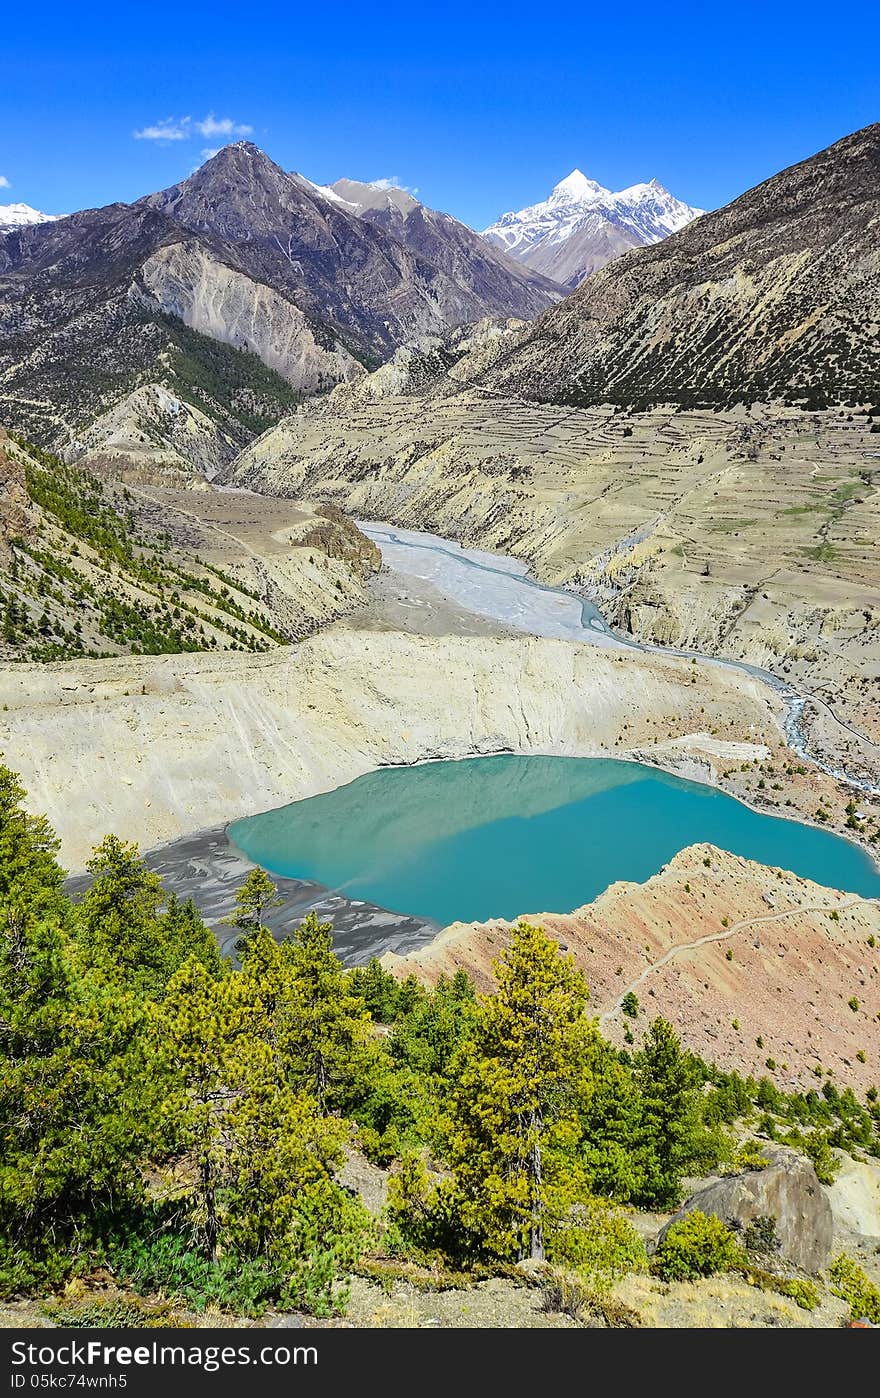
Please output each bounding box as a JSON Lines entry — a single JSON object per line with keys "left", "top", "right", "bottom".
{"left": 0, "top": 202, "right": 59, "bottom": 231}
{"left": 482, "top": 170, "right": 704, "bottom": 289}
{"left": 550, "top": 169, "right": 610, "bottom": 203}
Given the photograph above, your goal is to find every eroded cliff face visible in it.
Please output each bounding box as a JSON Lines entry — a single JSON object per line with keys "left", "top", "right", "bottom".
{"left": 138, "top": 243, "right": 363, "bottom": 392}
{"left": 0, "top": 627, "right": 780, "bottom": 868}
{"left": 0, "top": 428, "right": 40, "bottom": 553}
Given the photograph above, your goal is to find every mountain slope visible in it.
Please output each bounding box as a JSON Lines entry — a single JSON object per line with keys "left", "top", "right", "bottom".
{"left": 481, "top": 123, "right": 880, "bottom": 407}
{"left": 0, "top": 192, "right": 308, "bottom": 472}
{"left": 226, "top": 128, "right": 880, "bottom": 744}
{"left": 483, "top": 169, "right": 703, "bottom": 287}
{"left": 0, "top": 427, "right": 378, "bottom": 661}
{"left": 324, "top": 177, "right": 563, "bottom": 313}
{"left": 0, "top": 144, "right": 562, "bottom": 474}
{"left": 389, "top": 840, "right": 880, "bottom": 1095}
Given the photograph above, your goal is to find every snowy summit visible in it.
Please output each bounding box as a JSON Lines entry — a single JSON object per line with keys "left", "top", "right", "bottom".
{"left": 0, "top": 202, "right": 59, "bottom": 231}
{"left": 483, "top": 170, "right": 704, "bottom": 288}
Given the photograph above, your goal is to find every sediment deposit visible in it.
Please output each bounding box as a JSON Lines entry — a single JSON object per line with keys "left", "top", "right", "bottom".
{"left": 0, "top": 627, "right": 779, "bottom": 868}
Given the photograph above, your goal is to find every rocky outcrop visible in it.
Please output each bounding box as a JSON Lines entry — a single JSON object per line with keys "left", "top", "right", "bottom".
{"left": 826, "top": 1154, "right": 880, "bottom": 1240}
{"left": 662, "top": 1148, "right": 834, "bottom": 1274}
{"left": 70, "top": 382, "right": 239, "bottom": 481}
{"left": 297, "top": 504, "right": 381, "bottom": 571}
{"left": 0, "top": 428, "right": 39, "bottom": 554}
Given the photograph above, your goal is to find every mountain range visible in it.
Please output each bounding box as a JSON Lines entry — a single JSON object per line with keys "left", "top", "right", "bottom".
{"left": 483, "top": 170, "right": 703, "bottom": 287}
{"left": 314, "top": 177, "right": 564, "bottom": 318}
{"left": 481, "top": 122, "right": 880, "bottom": 408}
{"left": 0, "top": 144, "right": 561, "bottom": 474}
{"left": 3, "top": 122, "right": 876, "bottom": 483}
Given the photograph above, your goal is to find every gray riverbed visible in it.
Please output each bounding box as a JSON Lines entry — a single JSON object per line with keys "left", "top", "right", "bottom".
{"left": 66, "top": 825, "right": 440, "bottom": 966}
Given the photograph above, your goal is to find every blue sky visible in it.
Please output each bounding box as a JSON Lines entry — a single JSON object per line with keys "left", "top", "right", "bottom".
{"left": 2, "top": 1, "right": 878, "bottom": 228}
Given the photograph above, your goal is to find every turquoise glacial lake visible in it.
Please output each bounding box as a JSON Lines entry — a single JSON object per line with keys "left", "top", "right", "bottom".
{"left": 228, "top": 755, "right": 880, "bottom": 926}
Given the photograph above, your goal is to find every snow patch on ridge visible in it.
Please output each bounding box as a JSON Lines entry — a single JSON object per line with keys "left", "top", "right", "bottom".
{"left": 0, "top": 202, "right": 59, "bottom": 230}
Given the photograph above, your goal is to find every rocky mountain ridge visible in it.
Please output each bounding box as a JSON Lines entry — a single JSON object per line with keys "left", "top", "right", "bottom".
{"left": 322, "top": 175, "right": 563, "bottom": 310}
{"left": 481, "top": 122, "right": 880, "bottom": 408}
{"left": 0, "top": 144, "right": 561, "bottom": 477}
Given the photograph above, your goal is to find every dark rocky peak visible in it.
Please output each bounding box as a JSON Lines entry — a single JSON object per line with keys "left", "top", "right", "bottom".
{"left": 141, "top": 142, "right": 341, "bottom": 244}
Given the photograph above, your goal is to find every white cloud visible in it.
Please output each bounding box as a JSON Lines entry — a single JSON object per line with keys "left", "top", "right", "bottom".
{"left": 134, "top": 114, "right": 253, "bottom": 144}
{"left": 371, "top": 176, "right": 418, "bottom": 195}
{"left": 201, "top": 148, "right": 223, "bottom": 161}
{"left": 0, "top": 176, "right": 11, "bottom": 188}
{"left": 134, "top": 117, "right": 192, "bottom": 142}
{"left": 195, "top": 114, "right": 253, "bottom": 139}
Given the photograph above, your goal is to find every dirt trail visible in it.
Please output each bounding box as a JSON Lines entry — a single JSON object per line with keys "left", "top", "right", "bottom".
{"left": 598, "top": 895, "right": 878, "bottom": 1027}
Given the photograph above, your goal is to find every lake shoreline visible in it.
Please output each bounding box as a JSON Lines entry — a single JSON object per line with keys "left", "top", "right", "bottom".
{"left": 67, "top": 822, "right": 441, "bottom": 966}
{"left": 102, "top": 748, "right": 879, "bottom": 962}
{"left": 232, "top": 743, "right": 880, "bottom": 878}
{"left": 227, "top": 752, "right": 880, "bottom": 928}
{"left": 5, "top": 522, "right": 877, "bottom": 893}
{"left": 359, "top": 521, "right": 880, "bottom": 799}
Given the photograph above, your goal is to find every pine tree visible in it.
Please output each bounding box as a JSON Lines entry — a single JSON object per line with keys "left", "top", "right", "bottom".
{"left": 580, "top": 1036, "right": 645, "bottom": 1202}
{"left": 349, "top": 956, "right": 401, "bottom": 1022}
{"left": 261, "top": 914, "right": 375, "bottom": 1112}
{"left": 160, "top": 891, "right": 223, "bottom": 982}
{"left": 223, "top": 866, "right": 283, "bottom": 960}
{"left": 633, "top": 1017, "right": 721, "bottom": 1207}
{"left": 153, "top": 956, "right": 369, "bottom": 1311}
{"left": 74, "top": 837, "right": 219, "bottom": 997}
{"left": 152, "top": 960, "right": 259, "bottom": 1261}
{"left": 442, "top": 921, "right": 598, "bottom": 1262}
{"left": 0, "top": 764, "right": 71, "bottom": 1058}
{"left": 0, "top": 770, "right": 154, "bottom": 1279}
{"left": 74, "top": 836, "right": 165, "bottom": 987}
{"left": 392, "top": 969, "right": 478, "bottom": 1076}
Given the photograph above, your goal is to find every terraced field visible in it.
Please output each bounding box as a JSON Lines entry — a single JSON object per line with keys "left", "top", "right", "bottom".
{"left": 231, "top": 393, "right": 880, "bottom": 758}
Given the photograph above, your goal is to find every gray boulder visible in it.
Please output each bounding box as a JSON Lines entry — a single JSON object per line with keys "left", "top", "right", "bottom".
{"left": 660, "top": 1147, "right": 833, "bottom": 1274}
